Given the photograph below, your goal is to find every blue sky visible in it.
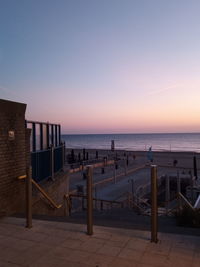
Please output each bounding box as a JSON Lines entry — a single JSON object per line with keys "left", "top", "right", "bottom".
{"left": 1, "top": 0, "right": 200, "bottom": 133}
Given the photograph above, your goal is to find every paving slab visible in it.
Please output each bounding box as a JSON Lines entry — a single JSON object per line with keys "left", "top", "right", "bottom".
{"left": 0, "top": 217, "right": 199, "bottom": 267}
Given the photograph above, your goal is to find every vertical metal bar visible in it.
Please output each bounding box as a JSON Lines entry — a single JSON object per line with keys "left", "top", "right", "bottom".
{"left": 46, "top": 123, "right": 49, "bottom": 148}
{"left": 32, "top": 123, "right": 36, "bottom": 152}
{"left": 26, "top": 167, "right": 32, "bottom": 228}
{"left": 40, "top": 123, "right": 43, "bottom": 150}
{"left": 86, "top": 165, "right": 93, "bottom": 235}
{"left": 55, "top": 125, "right": 58, "bottom": 147}
{"left": 51, "top": 145, "right": 54, "bottom": 180}
{"left": 151, "top": 165, "right": 158, "bottom": 243}
{"left": 62, "top": 142, "right": 65, "bottom": 170}
{"left": 58, "top": 125, "right": 61, "bottom": 145}
{"left": 193, "top": 156, "right": 198, "bottom": 179}
{"left": 51, "top": 125, "right": 54, "bottom": 146}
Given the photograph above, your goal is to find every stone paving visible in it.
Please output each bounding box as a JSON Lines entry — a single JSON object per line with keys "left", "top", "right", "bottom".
{"left": 0, "top": 217, "right": 199, "bottom": 267}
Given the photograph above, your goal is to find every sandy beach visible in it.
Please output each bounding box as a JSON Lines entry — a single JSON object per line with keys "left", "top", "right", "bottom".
{"left": 66, "top": 148, "right": 200, "bottom": 170}
{"left": 65, "top": 148, "right": 200, "bottom": 210}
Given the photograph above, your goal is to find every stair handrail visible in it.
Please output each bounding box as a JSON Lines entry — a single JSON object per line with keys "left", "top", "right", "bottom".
{"left": 178, "top": 192, "right": 194, "bottom": 211}
{"left": 18, "top": 175, "right": 62, "bottom": 209}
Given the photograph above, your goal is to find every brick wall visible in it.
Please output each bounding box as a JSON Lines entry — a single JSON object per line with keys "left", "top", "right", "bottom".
{"left": 0, "top": 98, "right": 69, "bottom": 217}
{"left": 32, "top": 171, "right": 69, "bottom": 216}
{"left": 0, "top": 99, "right": 28, "bottom": 215}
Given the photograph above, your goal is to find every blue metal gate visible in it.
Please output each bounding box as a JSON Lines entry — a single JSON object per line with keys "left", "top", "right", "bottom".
{"left": 26, "top": 120, "right": 64, "bottom": 182}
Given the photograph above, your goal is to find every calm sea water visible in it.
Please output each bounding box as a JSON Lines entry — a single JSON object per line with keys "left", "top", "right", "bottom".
{"left": 61, "top": 133, "right": 200, "bottom": 152}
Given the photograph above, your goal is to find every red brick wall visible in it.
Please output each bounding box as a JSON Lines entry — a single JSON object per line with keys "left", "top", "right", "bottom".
{"left": 0, "top": 99, "right": 28, "bottom": 215}
{"left": 0, "top": 98, "right": 69, "bottom": 217}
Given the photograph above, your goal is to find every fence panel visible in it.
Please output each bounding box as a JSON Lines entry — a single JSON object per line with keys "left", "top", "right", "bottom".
{"left": 31, "top": 149, "right": 51, "bottom": 182}
{"left": 54, "top": 145, "right": 63, "bottom": 173}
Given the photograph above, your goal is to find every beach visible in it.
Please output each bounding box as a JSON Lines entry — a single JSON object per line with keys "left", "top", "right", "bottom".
{"left": 65, "top": 148, "right": 200, "bottom": 209}
{"left": 65, "top": 148, "right": 200, "bottom": 170}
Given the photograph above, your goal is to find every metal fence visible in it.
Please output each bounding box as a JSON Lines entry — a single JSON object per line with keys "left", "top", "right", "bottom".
{"left": 26, "top": 120, "right": 65, "bottom": 182}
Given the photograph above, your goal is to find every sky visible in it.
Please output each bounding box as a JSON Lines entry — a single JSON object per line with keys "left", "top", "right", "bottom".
{"left": 0, "top": 0, "right": 200, "bottom": 134}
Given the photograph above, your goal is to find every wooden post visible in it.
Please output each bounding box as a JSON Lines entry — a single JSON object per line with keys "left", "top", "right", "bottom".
{"left": 26, "top": 167, "right": 32, "bottom": 228}
{"left": 151, "top": 165, "right": 158, "bottom": 243}
{"left": 86, "top": 165, "right": 93, "bottom": 235}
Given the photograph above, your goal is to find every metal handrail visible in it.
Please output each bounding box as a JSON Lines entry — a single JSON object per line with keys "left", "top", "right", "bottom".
{"left": 31, "top": 179, "right": 62, "bottom": 209}
{"left": 18, "top": 175, "right": 62, "bottom": 209}
{"left": 178, "top": 192, "right": 194, "bottom": 210}
{"left": 69, "top": 193, "right": 123, "bottom": 206}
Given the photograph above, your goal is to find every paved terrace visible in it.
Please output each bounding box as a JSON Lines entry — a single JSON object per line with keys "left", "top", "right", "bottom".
{"left": 0, "top": 217, "right": 199, "bottom": 267}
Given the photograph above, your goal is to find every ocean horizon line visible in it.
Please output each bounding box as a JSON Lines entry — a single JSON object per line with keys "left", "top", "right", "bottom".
{"left": 62, "top": 132, "right": 200, "bottom": 136}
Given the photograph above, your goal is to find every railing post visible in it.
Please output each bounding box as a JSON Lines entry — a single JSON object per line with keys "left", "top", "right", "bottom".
{"left": 151, "top": 165, "right": 158, "bottom": 243}
{"left": 86, "top": 165, "right": 93, "bottom": 235}
{"left": 51, "top": 145, "right": 55, "bottom": 180}
{"left": 26, "top": 167, "right": 32, "bottom": 228}
{"left": 62, "top": 142, "right": 65, "bottom": 170}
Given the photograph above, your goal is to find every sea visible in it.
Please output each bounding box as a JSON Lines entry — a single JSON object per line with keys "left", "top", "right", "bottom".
{"left": 61, "top": 133, "right": 200, "bottom": 152}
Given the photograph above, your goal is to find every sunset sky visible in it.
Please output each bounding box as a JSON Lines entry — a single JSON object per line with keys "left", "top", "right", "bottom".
{"left": 1, "top": 0, "right": 200, "bottom": 134}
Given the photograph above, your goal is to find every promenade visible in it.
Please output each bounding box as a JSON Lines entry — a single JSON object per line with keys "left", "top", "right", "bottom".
{"left": 0, "top": 217, "right": 199, "bottom": 267}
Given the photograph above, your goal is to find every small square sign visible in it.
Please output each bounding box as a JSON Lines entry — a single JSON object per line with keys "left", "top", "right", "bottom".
{"left": 8, "top": 130, "right": 15, "bottom": 140}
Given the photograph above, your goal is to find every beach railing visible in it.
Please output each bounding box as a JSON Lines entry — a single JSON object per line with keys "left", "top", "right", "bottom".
{"left": 66, "top": 193, "right": 124, "bottom": 213}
